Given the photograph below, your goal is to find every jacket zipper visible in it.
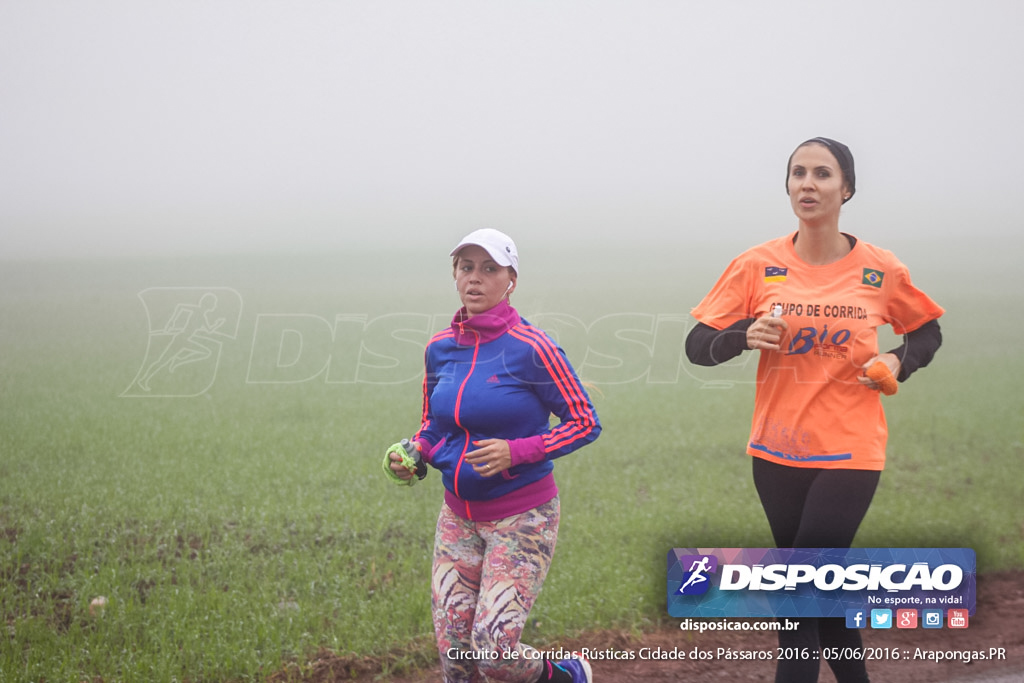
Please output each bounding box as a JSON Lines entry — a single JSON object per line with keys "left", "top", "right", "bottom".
{"left": 452, "top": 327, "right": 479, "bottom": 520}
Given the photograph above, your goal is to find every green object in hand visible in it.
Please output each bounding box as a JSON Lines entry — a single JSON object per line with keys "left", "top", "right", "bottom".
{"left": 382, "top": 439, "right": 427, "bottom": 486}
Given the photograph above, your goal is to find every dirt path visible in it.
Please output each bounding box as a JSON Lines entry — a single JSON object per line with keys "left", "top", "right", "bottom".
{"left": 280, "top": 571, "right": 1024, "bottom": 682}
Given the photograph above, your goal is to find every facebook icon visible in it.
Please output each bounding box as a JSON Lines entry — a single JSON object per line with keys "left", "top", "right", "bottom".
{"left": 846, "top": 609, "right": 867, "bottom": 629}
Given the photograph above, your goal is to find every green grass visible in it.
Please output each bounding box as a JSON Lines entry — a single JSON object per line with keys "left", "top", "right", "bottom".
{"left": 1, "top": 244, "right": 1021, "bottom": 680}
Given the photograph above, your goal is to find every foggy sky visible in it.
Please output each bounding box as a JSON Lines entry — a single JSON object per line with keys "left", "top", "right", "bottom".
{"left": 2, "top": 1, "right": 1022, "bottom": 259}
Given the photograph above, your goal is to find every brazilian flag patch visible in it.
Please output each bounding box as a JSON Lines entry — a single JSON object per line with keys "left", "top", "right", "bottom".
{"left": 862, "top": 268, "right": 884, "bottom": 288}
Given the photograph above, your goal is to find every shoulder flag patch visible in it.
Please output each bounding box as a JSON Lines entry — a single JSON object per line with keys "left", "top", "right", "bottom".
{"left": 862, "top": 268, "right": 884, "bottom": 288}
{"left": 764, "top": 266, "right": 788, "bottom": 283}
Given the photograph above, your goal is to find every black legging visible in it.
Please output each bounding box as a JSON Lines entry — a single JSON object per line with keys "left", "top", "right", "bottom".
{"left": 752, "top": 457, "right": 881, "bottom": 683}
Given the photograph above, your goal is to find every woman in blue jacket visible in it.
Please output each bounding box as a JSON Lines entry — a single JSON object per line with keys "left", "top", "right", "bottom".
{"left": 386, "top": 229, "right": 600, "bottom": 683}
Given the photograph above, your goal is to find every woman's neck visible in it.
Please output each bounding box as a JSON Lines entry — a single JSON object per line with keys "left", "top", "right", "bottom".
{"left": 793, "top": 224, "right": 851, "bottom": 265}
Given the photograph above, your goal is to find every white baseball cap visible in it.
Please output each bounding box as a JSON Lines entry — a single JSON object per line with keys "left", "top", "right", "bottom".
{"left": 449, "top": 228, "right": 519, "bottom": 274}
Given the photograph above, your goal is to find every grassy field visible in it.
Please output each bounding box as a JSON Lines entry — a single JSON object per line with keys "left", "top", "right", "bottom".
{"left": 1, "top": 241, "right": 1022, "bottom": 681}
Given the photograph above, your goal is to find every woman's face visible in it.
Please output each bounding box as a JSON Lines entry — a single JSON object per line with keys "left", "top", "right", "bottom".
{"left": 787, "top": 143, "right": 849, "bottom": 225}
{"left": 453, "top": 245, "right": 516, "bottom": 317}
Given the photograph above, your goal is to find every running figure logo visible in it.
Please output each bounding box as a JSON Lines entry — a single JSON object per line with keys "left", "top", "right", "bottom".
{"left": 677, "top": 554, "right": 718, "bottom": 595}
{"left": 122, "top": 288, "right": 243, "bottom": 397}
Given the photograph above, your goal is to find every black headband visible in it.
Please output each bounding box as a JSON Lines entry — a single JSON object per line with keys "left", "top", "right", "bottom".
{"left": 787, "top": 137, "right": 856, "bottom": 203}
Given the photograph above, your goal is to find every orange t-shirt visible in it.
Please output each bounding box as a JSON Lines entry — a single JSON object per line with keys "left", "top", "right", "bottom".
{"left": 691, "top": 233, "right": 944, "bottom": 471}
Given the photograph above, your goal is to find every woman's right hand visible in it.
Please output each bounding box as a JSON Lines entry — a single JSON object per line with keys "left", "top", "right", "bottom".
{"left": 746, "top": 315, "right": 788, "bottom": 351}
{"left": 388, "top": 450, "right": 415, "bottom": 481}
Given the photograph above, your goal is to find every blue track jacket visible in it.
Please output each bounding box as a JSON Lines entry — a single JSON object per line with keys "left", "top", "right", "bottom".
{"left": 414, "top": 301, "right": 601, "bottom": 520}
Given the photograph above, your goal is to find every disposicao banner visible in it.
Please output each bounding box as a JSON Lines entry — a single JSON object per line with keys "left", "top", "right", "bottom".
{"left": 667, "top": 548, "right": 976, "bottom": 619}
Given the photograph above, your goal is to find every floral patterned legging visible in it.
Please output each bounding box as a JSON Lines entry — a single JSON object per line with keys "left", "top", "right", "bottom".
{"left": 432, "top": 497, "right": 560, "bottom": 683}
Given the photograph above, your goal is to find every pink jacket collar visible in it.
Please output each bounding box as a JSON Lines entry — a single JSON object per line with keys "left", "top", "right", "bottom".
{"left": 451, "top": 300, "right": 519, "bottom": 345}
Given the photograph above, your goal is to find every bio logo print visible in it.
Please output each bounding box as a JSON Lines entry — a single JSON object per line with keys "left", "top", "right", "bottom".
{"left": 786, "top": 324, "right": 852, "bottom": 357}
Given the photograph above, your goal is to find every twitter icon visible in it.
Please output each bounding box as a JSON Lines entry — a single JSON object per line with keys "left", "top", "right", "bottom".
{"left": 871, "top": 609, "right": 892, "bottom": 629}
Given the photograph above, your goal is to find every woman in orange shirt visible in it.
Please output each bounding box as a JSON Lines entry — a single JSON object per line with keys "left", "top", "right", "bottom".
{"left": 686, "top": 137, "right": 944, "bottom": 683}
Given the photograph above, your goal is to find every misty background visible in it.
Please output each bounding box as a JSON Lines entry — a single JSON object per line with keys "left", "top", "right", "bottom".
{"left": 2, "top": 1, "right": 1023, "bottom": 263}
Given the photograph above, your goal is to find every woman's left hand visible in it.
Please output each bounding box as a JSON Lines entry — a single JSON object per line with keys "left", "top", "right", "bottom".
{"left": 858, "top": 353, "right": 901, "bottom": 390}
{"left": 465, "top": 439, "right": 512, "bottom": 477}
